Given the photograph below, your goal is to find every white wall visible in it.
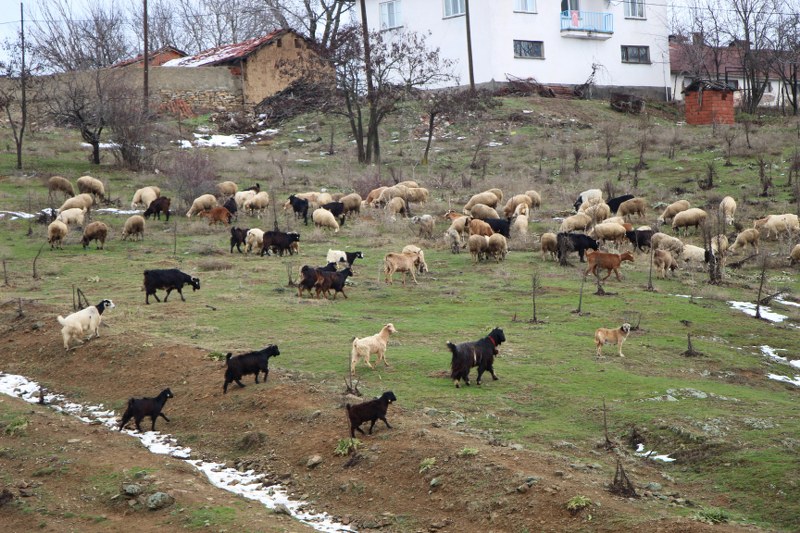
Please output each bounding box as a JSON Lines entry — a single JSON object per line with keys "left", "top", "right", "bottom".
{"left": 366, "top": 0, "right": 670, "bottom": 95}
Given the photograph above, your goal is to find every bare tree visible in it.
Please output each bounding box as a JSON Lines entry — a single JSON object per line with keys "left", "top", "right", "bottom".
{"left": 170, "top": 0, "right": 277, "bottom": 53}
{"left": 264, "top": 0, "right": 355, "bottom": 51}
{"left": 0, "top": 16, "right": 36, "bottom": 170}
{"left": 104, "top": 88, "right": 163, "bottom": 170}
{"left": 773, "top": 5, "right": 799, "bottom": 115}
{"left": 29, "top": 0, "right": 132, "bottom": 72}
{"left": 721, "top": 125, "right": 739, "bottom": 166}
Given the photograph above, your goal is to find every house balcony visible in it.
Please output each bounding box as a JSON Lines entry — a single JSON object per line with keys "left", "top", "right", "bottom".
{"left": 560, "top": 10, "right": 614, "bottom": 40}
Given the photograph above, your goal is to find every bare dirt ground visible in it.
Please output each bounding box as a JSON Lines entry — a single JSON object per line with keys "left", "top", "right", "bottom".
{"left": 0, "top": 300, "right": 761, "bottom": 532}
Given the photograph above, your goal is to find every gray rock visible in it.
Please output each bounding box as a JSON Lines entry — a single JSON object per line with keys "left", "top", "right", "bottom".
{"left": 429, "top": 477, "right": 442, "bottom": 487}
{"left": 306, "top": 455, "right": 323, "bottom": 468}
{"left": 146, "top": 492, "right": 174, "bottom": 510}
{"left": 645, "top": 482, "right": 662, "bottom": 491}
{"left": 273, "top": 503, "right": 291, "bottom": 515}
{"left": 122, "top": 484, "right": 142, "bottom": 496}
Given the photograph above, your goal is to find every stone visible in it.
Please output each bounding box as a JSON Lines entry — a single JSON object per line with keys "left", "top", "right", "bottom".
{"left": 429, "top": 477, "right": 442, "bottom": 487}
{"left": 122, "top": 483, "right": 142, "bottom": 496}
{"left": 273, "top": 503, "right": 291, "bottom": 515}
{"left": 146, "top": 492, "right": 174, "bottom": 510}
{"left": 306, "top": 455, "right": 323, "bottom": 468}
{"left": 644, "top": 482, "right": 662, "bottom": 492}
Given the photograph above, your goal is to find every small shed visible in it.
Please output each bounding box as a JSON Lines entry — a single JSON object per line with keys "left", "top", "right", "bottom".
{"left": 683, "top": 80, "right": 736, "bottom": 125}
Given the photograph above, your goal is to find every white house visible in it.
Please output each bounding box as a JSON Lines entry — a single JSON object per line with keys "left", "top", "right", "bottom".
{"left": 363, "top": 0, "right": 671, "bottom": 99}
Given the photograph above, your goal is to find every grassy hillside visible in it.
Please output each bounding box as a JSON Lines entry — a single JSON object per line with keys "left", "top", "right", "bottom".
{"left": 1, "top": 95, "right": 799, "bottom": 531}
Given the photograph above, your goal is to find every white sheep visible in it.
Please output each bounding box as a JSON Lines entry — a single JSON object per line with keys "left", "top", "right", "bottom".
{"left": 365, "top": 186, "right": 388, "bottom": 205}
{"left": 245, "top": 228, "right": 264, "bottom": 253}
{"left": 468, "top": 234, "right": 490, "bottom": 262}
{"left": 656, "top": 199, "right": 690, "bottom": 225}
{"left": 511, "top": 213, "right": 529, "bottom": 237}
{"left": 405, "top": 187, "right": 430, "bottom": 203}
{"left": 217, "top": 181, "right": 238, "bottom": 197}
{"left": 719, "top": 196, "right": 737, "bottom": 226}
{"left": 402, "top": 244, "right": 429, "bottom": 273}
{"left": 760, "top": 214, "right": 799, "bottom": 239}
{"left": 375, "top": 185, "right": 409, "bottom": 207}
{"left": 589, "top": 222, "right": 626, "bottom": 246}
{"left": 525, "top": 190, "right": 541, "bottom": 209}
{"left": 186, "top": 194, "right": 218, "bottom": 217}
{"left": 447, "top": 216, "right": 471, "bottom": 238}
{"left": 131, "top": 186, "right": 160, "bottom": 209}
{"left": 411, "top": 214, "right": 435, "bottom": 238}
{"left": 350, "top": 323, "right": 397, "bottom": 375}
{"left": 122, "top": 215, "right": 146, "bottom": 241}
{"left": 574, "top": 188, "right": 602, "bottom": 210}
{"left": 340, "top": 193, "right": 363, "bottom": 216}
{"left": 584, "top": 202, "right": 611, "bottom": 224}
{"left": 76, "top": 175, "right": 105, "bottom": 199}
{"left": 48, "top": 176, "right": 74, "bottom": 199}
{"left": 486, "top": 188, "right": 504, "bottom": 203}
{"left": 672, "top": 208, "right": 708, "bottom": 235}
{"left": 469, "top": 203, "right": 500, "bottom": 220}
{"left": 386, "top": 196, "right": 407, "bottom": 217}
{"left": 681, "top": 244, "right": 708, "bottom": 268}
{"left": 503, "top": 194, "right": 533, "bottom": 218}
{"left": 729, "top": 228, "right": 760, "bottom": 254}
{"left": 397, "top": 180, "right": 420, "bottom": 188}
{"left": 464, "top": 191, "right": 500, "bottom": 212}
{"left": 710, "top": 234, "right": 728, "bottom": 255}
{"left": 789, "top": 244, "right": 800, "bottom": 265}
{"left": 618, "top": 197, "right": 647, "bottom": 220}
{"left": 234, "top": 190, "right": 257, "bottom": 209}
{"left": 513, "top": 203, "right": 530, "bottom": 218}
{"left": 444, "top": 227, "right": 463, "bottom": 253}
{"left": 58, "top": 193, "right": 94, "bottom": 213}
{"left": 244, "top": 191, "right": 270, "bottom": 217}
{"left": 653, "top": 249, "right": 678, "bottom": 278}
{"left": 559, "top": 212, "right": 592, "bottom": 233}
{"left": 47, "top": 220, "right": 69, "bottom": 249}
{"left": 57, "top": 207, "right": 87, "bottom": 227}
{"left": 540, "top": 232, "right": 557, "bottom": 260}
{"left": 57, "top": 299, "right": 115, "bottom": 351}
{"left": 487, "top": 233, "right": 508, "bottom": 262}
{"left": 312, "top": 208, "right": 340, "bottom": 232}
{"left": 579, "top": 197, "right": 605, "bottom": 211}
{"left": 651, "top": 232, "right": 685, "bottom": 257}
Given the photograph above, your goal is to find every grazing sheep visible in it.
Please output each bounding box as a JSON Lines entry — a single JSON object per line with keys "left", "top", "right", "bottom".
{"left": 469, "top": 203, "right": 500, "bottom": 220}
{"left": 445, "top": 227, "right": 463, "bottom": 253}
{"left": 595, "top": 323, "right": 631, "bottom": 357}
{"left": 464, "top": 191, "right": 500, "bottom": 212}
{"left": 487, "top": 233, "right": 508, "bottom": 262}
{"left": 513, "top": 203, "right": 530, "bottom": 218}
{"left": 57, "top": 299, "right": 115, "bottom": 351}
{"left": 186, "top": 194, "right": 218, "bottom": 217}
{"left": 789, "top": 244, "right": 800, "bottom": 265}
{"left": 606, "top": 194, "right": 635, "bottom": 214}
{"left": 588, "top": 222, "right": 627, "bottom": 247}
{"left": 446, "top": 215, "right": 471, "bottom": 238}
{"left": 511, "top": 213, "right": 529, "bottom": 237}
{"left": 559, "top": 212, "right": 592, "bottom": 233}
{"left": 351, "top": 323, "right": 397, "bottom": 375}
{"left": 656, "top": 199, "right": 690, "bottom": 225}
{"left": 312, "top": 208, "right": 340, "bottom": 232}
{"left": 578, "top": 197, "right": 605, "bottom": 211}
{"left": 48, "top": 175, "right": 74, "bottom": 199}
{"left": 58, "top": 193, "right": 94, "bottom": 213}
{"left": 397, "top": 180, "right": 420, "bottom": 188}
{"left": 118, "top": 388, "right": 173, "bottom": 432}
{"left": 375, "top": 185, "right": 409, "bottom": 207}
{"left": 468, "top": 218, "right": 494, "bottom": 237}
{"left": 47, "top": 220, "right": 69, "bottom": 249}
{"left": 402, "top": 244, "right": 428, "bottom": 273}
{"left": 525, "top": 190, "right": 541, "bottom": 209}
{"left": 199, "top": 206, "right": 233, "bottom": 226}
{"left": 245, "top": 228, "right": 265, "bottom": 253}
{"left": 651, "top": 232, "right": 685, "bottom": 257}
{"left": 719, "top": 196, "right": 737, "bottom": 226}
{"left": 143, "top": 197, "right": 171, "bottom": 222}
{"left": 468, "top": 234, "right": 490, "bottom": 262}
{"left": 486, "top": 188, "right": 504, "bottom": 203}
{"left": 759, "top": 214, "right": 800, "bottom": 239}
{"left": 411, "top": 214, "right": 435, "bottom": 238}
{"left": 80, "top": 221, "right": 108, "bottom": 249}
{"left": 217, "top": 180, "right": 238, "bottom": 197}
{"left": 223, "top": 345, "right": 280, "bottom": 394}
{"left": 672, "top": 208, "right": 708, "bottom": 235}
{"left": 540, "top": 232, "right": 558, "bottom": 260}
{"left": 76, "top": 175, "right": 105, "bottom": 199}
{"left": 653, "top": 249, "right": 678, "bottom": 278}
{"left": 244, "top": 191, "right": 270, "bottom": 217}
{"left": 386, "top": 196, "right": 407, "bottom": 217}
{"left": 340, "top": 193, "right": 363, "bottom": 217}
{"left": 405, "top": 187, "right": 430, "bottom": 204}
{"left": 365, "top": 186, "right": 388, "bottom": 205}
{"left": 130, "top": 186, "right": 160, "bottom": 209}
{"left": 584, "top": 202, "right": 611, "bottom": 224}
{"left": 122, "top": 215, "right": 145, "bottom": 241}
{"left": 57, "top": 207, "right": 87, "bottom": 227}
{"left": 728, "top": 228, "right": 759, "bottom": 254}
{"left": 711, "top": 234, "right": 729, "bottom": 255}
{"left": 584, "top": 250, "right": 634, "bottom": 281}
{"left": 383, "top": 251, "right": 422, "bottom": 285}
{"left": 680, "top": 244, "right": 709, "bottom": 268}
{"left": 573, "top": 188, "right": 603, "bottom": 211}
{"left": 142, "top": 269, "right": 200, "bottom": 304}
{"left": 346, "top": 391, "right": 397, "bottom": 438}
{"left": 234, "top": 190, "right": 257, "bottom": 209}
{"left": 448, "top": 327, "right": 505, "bottom": 388}
{"left": 618, "top": 197, "right": 647, "bottom": 220}
{"left": 503, "top": 194, "right": 533, "bottom": 218}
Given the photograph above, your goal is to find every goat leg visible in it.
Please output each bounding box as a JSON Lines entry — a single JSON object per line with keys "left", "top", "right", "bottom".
{"left": 163, "top": 289, "right": 172, "bottom": 302}
{"left": 159, "top": 413, "right": 170, "bottom": 422}
{"left": 178, "top": 288, "right": 186, "bottom": 302}
{"left": 381, "top": 416, "right": 392, "bottom": 430}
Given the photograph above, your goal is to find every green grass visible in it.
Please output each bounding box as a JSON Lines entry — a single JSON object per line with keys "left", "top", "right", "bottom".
{"left": 1, "top": 97, "right": 800, "bottom": 530}
{"left": 185, "top": 506, "right": 237, "bottom": 529}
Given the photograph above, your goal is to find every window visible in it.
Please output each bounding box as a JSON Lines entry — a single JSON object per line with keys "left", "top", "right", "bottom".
{"left": 444, "top": 0, "right": 465, "bottom": 17}
{"left": 561, "top": 0, "right": 579, "bottom": 11}
{"left": 514, "top": 40, "right": 544, "bottom": 59}
{"left": 514, "top": 0, "right": 536, "bottom": 13}
{"left": 624, "top": 0, "right": 645, "bottom": 18}
{"left": 621, "top": 45, "right": 650, "bottom": 64}
{"left": 380, "top": 1, "right": 402, "bottom": 29}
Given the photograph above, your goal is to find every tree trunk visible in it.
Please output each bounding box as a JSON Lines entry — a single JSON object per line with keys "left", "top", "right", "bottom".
{"left": 422, "top": 111, "right": 437, "bottom": 165}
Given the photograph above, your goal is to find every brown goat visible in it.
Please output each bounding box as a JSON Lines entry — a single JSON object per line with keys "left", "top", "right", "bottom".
{"left": 584, "top": 250, "right": 634, "bottom": 281}
{"left": 199, "top": 206, "right": 232, "bottom": 226}
{"left": 468, "top": 218, "right": 494, "bottom": 237}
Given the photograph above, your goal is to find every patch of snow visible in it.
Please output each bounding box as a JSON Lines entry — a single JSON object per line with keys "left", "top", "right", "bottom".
{"left": 81, "top": 142, "right": 119, "bottom": 149}
{"left": 257, "top": 128, "right": 279, "bottom": 136}
{"left": 457, "top": 136, "right": 466, "bottom": 140}
{"left": 774, "top": 297, "right": 800, "bottom": 308}
{"left": 487, "top": 141, "right": 503, "bottom": 147}
{"left": 758, "top": 346, "right": 800, "bottom": 371}
{"left": 728, "top": 301, "right": 788, "bottom": 323}
{"left": 95, "top": 208, "right": 142, "bottom": 216}
{"left": 635, "top": 443, "right": 676, "bottom": 463}
{"left": 193, "top": 133, "right": 244, "bottom": 148}
{"left": 671, "top": 294, "right": 703, "bottom": 299}
{"left": 767, "top": 373, "right": 800, "bottom": 387}
{"left": 176, "top": 140, "right": 193, "bottom": 148}
{"left": 522, "top": 109, "right": 533, "bottom": 113}
{"left": 295, "top": 159, "right": 311, "bottom": 163}
{"left": 0, "top": 210, "right": 36, "bottom": 220}
{"left": 0, "top": 373, "right": 353, "bottom": 532}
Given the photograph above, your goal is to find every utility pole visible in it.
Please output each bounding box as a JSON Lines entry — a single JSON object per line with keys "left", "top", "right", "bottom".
{"left": 465, "top": 0, "right": 475, "bottom": 91}
{"left": 17, "top": 2, "right": 27, "bottom": 170}
{"left": 143, "top": 0, "right": 149, "bottom": 112}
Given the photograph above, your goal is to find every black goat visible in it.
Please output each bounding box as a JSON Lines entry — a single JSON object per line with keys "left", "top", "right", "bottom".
{"left": 315, "top": 267, "right": 353, "bottom": 299}
{"left": 143, "top": 197, "right": 171, "bottom": 222}
{"left": 288, "top": 195, "right": 309, "bottom": 225}
{"left": 260, "top": 231, "right": 300, "bottom": 257}
{"left": 222, "top": 196, "right": 238, "bottom": 220}
{"left": 556, "top": 233, "right": 599, "bottom": 263}
{"left": 143, "top": 269, "right": 200, "bottom": 304}
{"left": 243, "top": 183, "right": 261, "bottom": 193}
{"left": 625, "top": 229, "right": 654, "bottom": 252}
{"left": 119, "top": 388, "right": 174, "bottom": 432}
{"left": 346, "top": 391, "right": 397, "bottom": 438}
{"left": 607, "top": 194, "right": 635, "bottom": 214}
{"left": 484, "top": 218, "right": 511, "bottom": 237}
{"left": 297, "top": 263, "right": 337, "bottom": 297}
{"left": 223, "top": 345, "right": 280, "bottom": 393}
{"left": 447, "top": 327, "right": 505, "bottom": 388}
{"left": 322, "top": 201, "right": 346, "bottom": 226}
{"left": 230, "top": 226, "right": 250, "bottom": 253}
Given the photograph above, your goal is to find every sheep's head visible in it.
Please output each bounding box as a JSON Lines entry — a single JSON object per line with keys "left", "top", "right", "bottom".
{"left": 385, "top": 323, "right": 397, "bottom": 334}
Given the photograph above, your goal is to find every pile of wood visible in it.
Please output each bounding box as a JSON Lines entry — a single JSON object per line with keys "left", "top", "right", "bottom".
{"left": 610, "top": 93, "right": 645, "bottom": 114}
{"left": 255, "top": 80, "right": 328, "bottom": 125}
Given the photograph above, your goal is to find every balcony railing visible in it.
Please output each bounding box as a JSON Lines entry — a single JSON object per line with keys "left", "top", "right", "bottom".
{"left": 560, "top": 10, "right": 614, "bottom": 37}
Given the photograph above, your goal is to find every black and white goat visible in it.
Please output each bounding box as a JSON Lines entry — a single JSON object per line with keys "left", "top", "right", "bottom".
{"left": 447, "top": 327, "right": 505, "bottom": 388}
{"left": 118, "top": 388, "right": 174, "bottom": 432}
{"left": 57, "top": 299, "right": 115, "bottom": 351}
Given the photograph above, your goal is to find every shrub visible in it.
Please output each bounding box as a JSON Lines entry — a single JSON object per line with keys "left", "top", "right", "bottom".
{"left": 164, "top": 150, "right": 219, "bottom": 207}
{"left": 696, "top": 507, "right": 730, "bottom": 524}
{"left": 334, "top": 438, "right": 362, "bottom": 457}
{"left": 419, "top": 457, "right": 436, "bottom": 473}
{"left": 566, "top": 495, "right": 592, "bottom": 515}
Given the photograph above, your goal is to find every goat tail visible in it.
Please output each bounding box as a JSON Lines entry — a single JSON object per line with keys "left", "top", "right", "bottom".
{"left": 57, "top": 315, "right": 67, "bottom": 326}
{"left": 345, "top": 403, "right": 352, "bottom": 412}
{"left": 446, "top": 341, "right": 458, "bottom": 357}
{"left": 126, "top": 398, "right": 135, "bottom": 408}
{"left": 225, "top": 352, "right": 233, "bottom": 362}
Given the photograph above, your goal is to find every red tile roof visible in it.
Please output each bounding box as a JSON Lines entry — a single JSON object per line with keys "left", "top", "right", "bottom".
{"left": 163, "top": 30, "right": 290, "bottom": 68}
{"left": 112, "top": 46, "right": 187, "bottom": 69}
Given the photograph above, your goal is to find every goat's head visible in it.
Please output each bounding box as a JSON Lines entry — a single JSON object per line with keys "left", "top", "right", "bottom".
{"left": 384, "top": 323, "right": 397, "bottom": 334}
{"left": 190, "top": 277, "right": 201, "bottom": 291}
{"left": 380, "top": 391, "right": 397, "bottom": 404}
{"left": 621, "top": 323, "right": 631, "bottom": 334}
{"left": 489, "top": 327, "right": 506, "bottom": 345}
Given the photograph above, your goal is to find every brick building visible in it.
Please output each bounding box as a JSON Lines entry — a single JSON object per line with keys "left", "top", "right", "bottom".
{"left": 683, "top": 80, "right": 735, "bottom": 125}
